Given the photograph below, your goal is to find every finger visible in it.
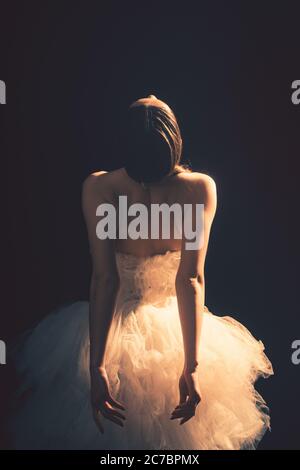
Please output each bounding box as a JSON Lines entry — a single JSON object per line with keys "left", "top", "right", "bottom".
{"left": 171, "top": 403, "right": 196, "bottom": 419}
{"left": 105, "top": 403, "right": 126, "bottom": 420}
{"left": 101, "top": 409, "right": 125, "bottom": 427}
{"left": 180, "top": 415, "right": 194, "bottom": 425}
{"left": 174, "top": 402, "right": 186, "bottom": 410}
{"left": 108, "top": 396, "right": 126, "bottom": 411}
{"left": 93, "top": 408, "right": 104, "bottom": 434}
{"left": 171, "top": 406, "right": 186, "bottom": 416}
{"left": 170, "top": 409, "right": 189, "bottom": 419}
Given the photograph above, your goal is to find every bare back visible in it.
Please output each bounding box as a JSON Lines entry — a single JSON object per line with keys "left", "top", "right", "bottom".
{"left": 85, "top": 167, "right": 214, "bottom": 257}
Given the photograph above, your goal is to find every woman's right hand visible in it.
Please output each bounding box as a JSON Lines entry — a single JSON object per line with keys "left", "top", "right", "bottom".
{"left": 90, "top": 367, "right": 126, "bottom": 433}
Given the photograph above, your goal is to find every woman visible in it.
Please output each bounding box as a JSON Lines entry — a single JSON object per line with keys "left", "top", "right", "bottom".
{"left": 9, "top": 95, "right": 273, "bottom": 450}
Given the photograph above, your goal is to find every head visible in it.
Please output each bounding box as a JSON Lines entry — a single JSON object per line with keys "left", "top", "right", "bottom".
{"left": 123, "top": 95, "right": 184, "bottom": 184}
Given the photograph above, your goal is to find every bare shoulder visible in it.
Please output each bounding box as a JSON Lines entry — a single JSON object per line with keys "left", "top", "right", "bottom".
{"left": 82, "top": 171, "right": 115, "bottom": 217}
{"left": 178, "top": 171, "right": 217, "bottom": 203}
{"left": 179, "top": 170, "right": 216, "bottom": 186}
{"left": 82, "top": 170, "right": 120, "bottom": 202}
{"left": 190, "top": 171, "right": 216, "bottom": 189}
{"left": 82, "top": 171, "right": 108, "bottom": 193}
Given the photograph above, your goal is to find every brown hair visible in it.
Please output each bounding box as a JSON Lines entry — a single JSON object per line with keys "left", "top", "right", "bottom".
{"left": 123, "top": 95, "right": 190, "bottom": 184}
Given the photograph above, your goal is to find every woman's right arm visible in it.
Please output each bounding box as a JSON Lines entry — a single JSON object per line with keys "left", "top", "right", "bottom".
{"left": 82, "top": 174, "right": 126, "bottom": 432}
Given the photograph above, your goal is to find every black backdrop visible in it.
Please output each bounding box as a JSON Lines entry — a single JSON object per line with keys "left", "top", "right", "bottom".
{"left": 1, "top": 1, "right": 300, "bottom": 449}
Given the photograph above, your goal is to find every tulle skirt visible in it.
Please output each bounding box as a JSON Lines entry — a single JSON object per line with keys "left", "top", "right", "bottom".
{"left": 8, "top": 297, "right": 273, "bottom": 450}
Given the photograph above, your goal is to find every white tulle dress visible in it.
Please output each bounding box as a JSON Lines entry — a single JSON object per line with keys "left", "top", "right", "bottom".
{"left": 9, "top": 251, "right": 273, "bottom": 450}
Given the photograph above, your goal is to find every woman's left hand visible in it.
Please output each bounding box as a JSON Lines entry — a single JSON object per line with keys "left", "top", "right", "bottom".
{"left": 170, "top": 369, "right": 202, "bottom": 425}
{"left": 90, "top": 367, "right": 126, "bottom": 433}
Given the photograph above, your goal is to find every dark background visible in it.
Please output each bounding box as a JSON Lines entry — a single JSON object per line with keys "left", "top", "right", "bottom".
{"left": 0, "top": 1, "right": 300, "bottom": 449}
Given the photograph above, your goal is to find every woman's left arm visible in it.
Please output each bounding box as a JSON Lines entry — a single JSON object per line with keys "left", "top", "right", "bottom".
{"left": 171, "top": 175, "right": 217, "bottom": 425}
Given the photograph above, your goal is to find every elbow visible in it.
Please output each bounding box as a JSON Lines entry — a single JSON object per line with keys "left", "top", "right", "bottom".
{"left": 175, "top": 272, "right": 205, "bottom": 291}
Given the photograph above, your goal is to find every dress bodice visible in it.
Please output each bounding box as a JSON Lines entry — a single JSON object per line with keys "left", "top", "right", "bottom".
{"left": 116, "top": 250, "right": 181, "bottom": 305}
